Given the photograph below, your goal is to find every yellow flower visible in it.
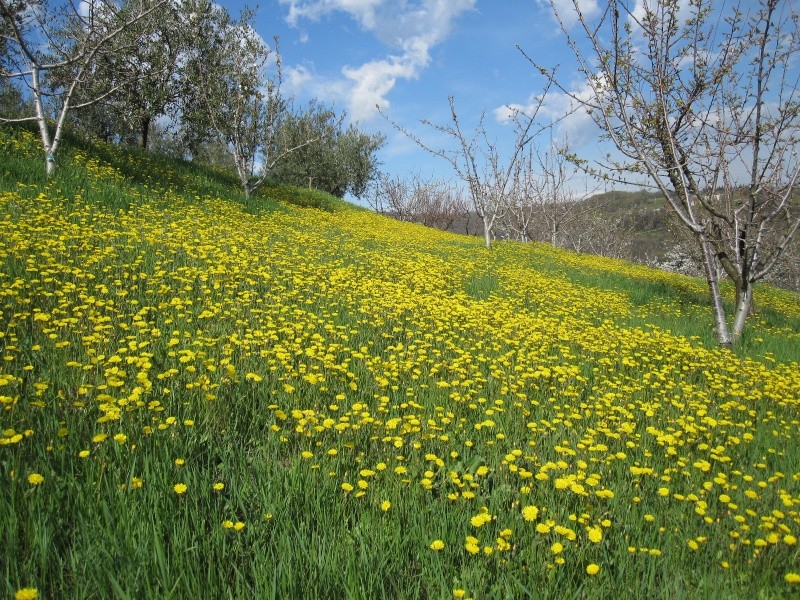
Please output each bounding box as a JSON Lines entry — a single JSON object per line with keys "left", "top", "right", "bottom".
{"left": 586, "top": 564, "right": 601, "bottom": 576}
{"left": 233, "top": 521, "right": 245, "bottom": 531}
{"left": 222, "top": 520, "right": 234, "bottom": 529}
{"left": 174, "top": 458, "right": 185, "bottom": 466}
{"left": 381, "top": 500, "right": 391, "bottom": 511}
{"left": 341, "top": 482, "right": 354, "bottom": 492}
{"left": 15, "top": 588, "right": 38, "bottom": 600}
{"left": 173, "top": 483, "right": 187, "bottom": 494}
{"left": 551, "top": 542, "right": 564, "bottom": 554}
{"left": 453, "top": 590, "right": 466, "bottom": 599}
{"left": 213, "top": 482, "right": 224, "bottom": 491}
{"left": 587, "top": 526, "right": 603, "bottom": 543}
{"left": 785, "top": 573, "right": 800, "bottom": 584}
{"left": 536, "top": 523, "right": 551, "bottom": 534}
{"left": 78, "top": 450, "right": 90, "bottom": 458}
{"left": 522, "top": 505, "right": 539, "bottom": 521}
{"left": 92, "top": 433, "right": 108, "bottom": 443}
{"left": 27, "top": 473, "right": 44, "bottom": 485}
{"left": 430, "top": 539, "right": 445, "bottom": 551}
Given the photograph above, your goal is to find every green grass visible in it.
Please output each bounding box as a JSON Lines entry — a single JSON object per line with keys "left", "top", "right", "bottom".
{"left": 1, "top": 125, "right": 799, "bottom": 600}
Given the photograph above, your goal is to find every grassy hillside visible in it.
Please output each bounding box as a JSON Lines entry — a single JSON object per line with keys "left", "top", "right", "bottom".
{"left": 1, "top": 126, "right": 799, "bottom": 599}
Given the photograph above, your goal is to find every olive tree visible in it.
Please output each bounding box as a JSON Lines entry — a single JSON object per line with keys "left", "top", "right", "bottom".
{"left": 534, "top": 0, "right": 800, "bottom": 345}
{"left": 270, "top": 101, "right": 384, "bottom": 198}
{"left": 0, "top": 0, "right": 165, "bottom": 174}
{"left": 189, "top": 7, "right": 323, "bottom": 199}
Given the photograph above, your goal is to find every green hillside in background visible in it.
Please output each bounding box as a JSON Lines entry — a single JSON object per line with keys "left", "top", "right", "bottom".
{"left": 2, "top": 127, "right": 799, "bottom": 599}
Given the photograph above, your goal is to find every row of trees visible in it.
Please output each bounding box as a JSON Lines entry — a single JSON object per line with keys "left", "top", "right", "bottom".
{"left": 0, "top": 0, "right": 384, "bottom": 197}
{"left": 368, "top": 155, "right": 642, "bottom": 261}
{"left": 379, "top": 0, "right": 799, "bottom": 346}
{"left": 3, "top": 0, "right": 799, "bottom": 344}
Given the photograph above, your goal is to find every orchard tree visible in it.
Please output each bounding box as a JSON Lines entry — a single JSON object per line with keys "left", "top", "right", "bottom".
{"left": 190, "top": 7, "right": 323, "bottom": 198}
{"left": 534, "top": 0, "right": 800, "bottom": 345}
{"left": 66, "top": 0, "right": 186, "bottom": 149}
{"left": 505, "top": 137, "right": 598, "bottom": 244}
{"left": 270, "top": 101, "right": 385, "bottom": 198}
{"left": 0, "top": 0, "right": 165, "bottom": 174}
{"left": 381, "top": 94, "right": 552, "bottom": 250}
{"left": 369, "top": 173, "right": 468, "bottom": 231}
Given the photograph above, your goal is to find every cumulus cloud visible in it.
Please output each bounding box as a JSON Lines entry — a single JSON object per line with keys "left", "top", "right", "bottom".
{"left": 535, "top": 0, "right": 600, "bottom": 28}
{"left": 628, "top": 0, "right": 693, "bottom": 27}
{"left": 494, "top": 77, "right": 600, "bottom": 147}
{"left": 279, "top": 0, "right": 476, "bottom": 121}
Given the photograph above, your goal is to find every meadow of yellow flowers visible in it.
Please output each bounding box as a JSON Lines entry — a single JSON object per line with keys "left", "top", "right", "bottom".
{"left": 1, "top": 127, "right": 799, "bottom": 599}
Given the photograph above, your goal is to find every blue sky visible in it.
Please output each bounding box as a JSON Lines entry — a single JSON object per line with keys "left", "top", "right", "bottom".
{"left": 219, "top": 0, "right": 601, "bottom": 192}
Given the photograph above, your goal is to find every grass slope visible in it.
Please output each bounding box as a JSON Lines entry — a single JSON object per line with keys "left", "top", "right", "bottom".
{"left": 1, "top": 127, "right": 799, "bottom": 599}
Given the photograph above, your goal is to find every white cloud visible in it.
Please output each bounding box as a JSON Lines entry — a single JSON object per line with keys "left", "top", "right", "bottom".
{"left": 281, "top": 0, "right": 384, "bottom": 28}
{"left": 343, "top": 53, "right": 421, "bottom": 120}
{"left": 279, "top": 0, "right": 476, "bottom": 121}
{"left": 536, "top": 0, "right": 600, "bottom": 28}
{"left": 628, "top": 0, "right": 693, "bottom": 29}
{"left": 494, "top": 77, "right": 600, "bottom": 147}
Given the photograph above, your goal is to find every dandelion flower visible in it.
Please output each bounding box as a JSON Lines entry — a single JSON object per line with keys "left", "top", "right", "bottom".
{"left": 587, "top": 526, "right": 603, "bottom": 543}
{"left": 173, "top": 483, "right": 187, "bottom": 494}
{"left": 15, "top": 588, "right": 38, "bottom": 600}
{"left": 586, "top": 564, "right": 601, "bottom": 576}
{"left": 27, "top": 473, "right": 44, "bottom": 485}
{"left": 536, "top": 523, "right": 551, "bottom": 534}
{"left": 430, "top": 539, "right": 445, "bottom": 551}
{"left": 381, "top": 500, "right": 391, "bottom": 511}
{"left": 785, "top": 573, "right": 800, "bottom": 584}
{"left": 522, "top": 505, "right": 539, "bottom": 521}
{"left": 341, "top": 482, "right": 354, "bottom": 492}
{"left": 213, "top": 482, "right": 224, "bottom": 491}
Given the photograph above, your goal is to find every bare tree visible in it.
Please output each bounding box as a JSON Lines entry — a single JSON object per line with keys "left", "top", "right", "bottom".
{"left": 1, "top": 0, "right": 165, "bottom": 175}
{"left": 381, "top": 94, "right": 552, "bottom": 249}
{"left": 506, "top": 137, "right": 601, "bottom": 244}
{"left": 533, "top": 0, "right": 800, "bottom": 345}
{"left": 370, "top": 173, "right": 468, "bottom": 231}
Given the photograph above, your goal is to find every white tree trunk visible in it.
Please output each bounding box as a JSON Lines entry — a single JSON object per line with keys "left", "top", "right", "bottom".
{"left": 699, "top": 235, "right": 733, "bottom": 346}
{"left": 732, "top": 282, "right": 753, "bottom": 341}
{"left": 482, "top": 215, "right": 493, "bottom": 249}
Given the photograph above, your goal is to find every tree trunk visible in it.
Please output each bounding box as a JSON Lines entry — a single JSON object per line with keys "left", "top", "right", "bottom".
{"left": 45, "top": 154, "right": 56, "bottom": 176}
{"left": 731, "top": 280, "right": 753, "bottom": 340}
{"left": 141, "top": 116, "right": 151, "bottom": 150}
{"left": 699, "top": 234, "right": 733, "bottom": 347}
{"left": 482, "top": 215, "right": 493, "bottom": 249}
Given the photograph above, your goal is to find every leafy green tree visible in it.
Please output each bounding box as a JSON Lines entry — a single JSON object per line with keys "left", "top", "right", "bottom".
{"left": 67, "top": 0, "right": 186, "bottom": 149}
{"left": 0, "top": 0, "right": 165, "bottom": 174}
{"left": 188, "top": 6, "right": 324, "bottom": 198}
{"left": 271, "top": 102, "right": 385, "bottom": 198}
